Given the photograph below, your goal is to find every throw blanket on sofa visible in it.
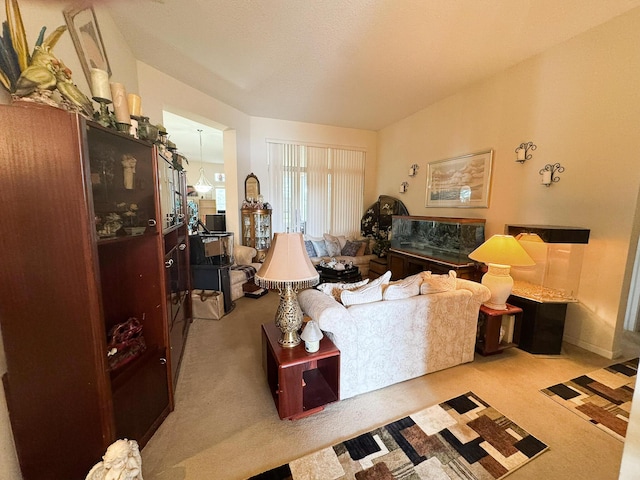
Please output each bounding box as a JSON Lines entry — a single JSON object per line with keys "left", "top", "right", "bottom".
{"left": 230, "top": 265, "right": 257, "bottom": 281}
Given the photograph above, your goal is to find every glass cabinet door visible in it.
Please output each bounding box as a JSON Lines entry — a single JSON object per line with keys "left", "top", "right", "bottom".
{"left": 88, "top": 126, "right": 157, "bottom": 238}
{"left": 241, "top": 208, "right": 272, "bottom": 254}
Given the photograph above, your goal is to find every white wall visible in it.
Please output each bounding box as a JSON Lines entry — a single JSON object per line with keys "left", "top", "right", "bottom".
{"left": 377, "top": 8, "right": 640, "bottom": 359}
{"left": 136, "top": 62, "right": 252, "bottom": 238}
{"left": 249, "top": 116, "right": 378, "bottom": 234}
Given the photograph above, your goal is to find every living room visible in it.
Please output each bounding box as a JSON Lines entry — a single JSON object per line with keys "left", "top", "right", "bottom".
{"left": 1, "top": 1, "right": 640, "bottom": 479}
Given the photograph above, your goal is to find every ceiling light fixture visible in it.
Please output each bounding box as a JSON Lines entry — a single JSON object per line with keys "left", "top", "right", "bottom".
{"left": 194, "top": 128, "right": 213, "bottom": 194}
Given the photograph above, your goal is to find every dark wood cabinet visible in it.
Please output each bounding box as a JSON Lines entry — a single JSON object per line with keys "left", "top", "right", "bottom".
{"left": 0, "top": 104, "right": 173, "bottom": 480}
{"left": 159, "top": 153, "right": 191, "bottom": 387}
{"left": 388, "top": 249, "right": 482, "bottom": 281}
{"left": 369, "top": 256, "right": 388, "bottom": 280}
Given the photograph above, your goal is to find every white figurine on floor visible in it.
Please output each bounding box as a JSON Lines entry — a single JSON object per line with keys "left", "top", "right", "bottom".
{"left": 85, "top": 438, "right": 143, "bottom": 480}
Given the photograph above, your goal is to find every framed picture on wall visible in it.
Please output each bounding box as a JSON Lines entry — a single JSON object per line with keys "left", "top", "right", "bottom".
{"left": 425, "top": 150, "right": 493, "bottom": 208}
{"left": 64, "top": 6, "right": 111, "bottom": 85}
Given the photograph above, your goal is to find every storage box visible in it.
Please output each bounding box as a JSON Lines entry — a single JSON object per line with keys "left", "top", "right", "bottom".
{"left": 189, "top": 232, "right": 234, "bottom": 266}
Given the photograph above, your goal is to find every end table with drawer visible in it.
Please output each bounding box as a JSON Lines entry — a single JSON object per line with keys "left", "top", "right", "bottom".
{"left": 261, "top": 322, "right": 340, "bottom": 420}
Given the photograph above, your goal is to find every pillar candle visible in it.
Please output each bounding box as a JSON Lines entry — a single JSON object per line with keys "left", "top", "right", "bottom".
{"left": 517, "top": 148, "right": 525, "bottom": 161}
{"left": 90, "top": 68, "right": 111, "bottom": 100}
{"left": 127, "top": 93, "right": 141, "bottom": 117}
{"left": 542, "top": 170, "right": 552, "bottom": 185}
{"left": 110, "top": 83, "right": 130, "bottom": 124}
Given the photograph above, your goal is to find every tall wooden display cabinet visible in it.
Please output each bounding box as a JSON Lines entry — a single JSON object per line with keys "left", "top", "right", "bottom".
{"left": 0, "top": 104, "right": 174, "bottom": 480}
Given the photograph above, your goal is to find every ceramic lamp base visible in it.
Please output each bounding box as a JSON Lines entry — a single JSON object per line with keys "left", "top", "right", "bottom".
{"left": 481, "top": 263, "right": 513, "bottom": 310}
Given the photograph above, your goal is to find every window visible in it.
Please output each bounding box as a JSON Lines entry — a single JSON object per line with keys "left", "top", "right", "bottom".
{"left": 215, "top": 187, "right": 226, "bottom": 212}
{"left": 267, "top": 141, "right": 365, "bottom": 237}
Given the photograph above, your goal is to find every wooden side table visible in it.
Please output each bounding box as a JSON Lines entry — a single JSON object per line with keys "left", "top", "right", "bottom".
{"left": 261, "top": 322, "right": 340, "bottom": 420}
{"left": 476, "top": 304, "right": 523, "bottom": 356}
{"left": 369, "top": 256, "right": 388, "bottom": 280}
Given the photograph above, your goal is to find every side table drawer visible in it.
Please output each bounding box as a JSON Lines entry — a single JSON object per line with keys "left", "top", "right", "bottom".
{"left": 369, "top": 257, "right": 388, "bottom": 279}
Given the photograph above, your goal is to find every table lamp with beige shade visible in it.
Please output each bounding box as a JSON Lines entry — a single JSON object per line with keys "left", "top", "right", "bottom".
{"left": 255, "top": 232, "right": 320, "bottom": 347}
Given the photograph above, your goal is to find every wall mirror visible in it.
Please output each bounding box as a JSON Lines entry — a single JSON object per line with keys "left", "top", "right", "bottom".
{"left": 245, "top": 173, "right": 260, "bottom": 201}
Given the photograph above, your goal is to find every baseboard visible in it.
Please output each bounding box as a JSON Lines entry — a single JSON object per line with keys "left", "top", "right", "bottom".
{"left": 563, "top": 335, "right": 620, "bottom": 359}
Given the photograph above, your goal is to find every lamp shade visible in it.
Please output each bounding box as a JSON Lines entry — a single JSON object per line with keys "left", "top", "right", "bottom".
{"left": 255, "top": 232, "right": 320, "bottom": 289}
{"left": 468, "top": 234, "right": 535, "bottom": 267}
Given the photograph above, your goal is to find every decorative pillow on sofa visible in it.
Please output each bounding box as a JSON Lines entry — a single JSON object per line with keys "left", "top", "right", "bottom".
{"left": 316, "top": 279, "right": 370, "bottom": 302}
{"left": 341, "top": 240, "right": 362, "bottom": 257}
{"left": 383, "top": 272, "right": 423, "bottom": 301}
{"left": 304, "top": 240, "right": 317, "bottom": 258}
{"left": 310, "top": 239, "right": 329, "bottom": 257}
{"left": 420, "top": 270, "right": 457, "bottom": 294}
{"left": 323, "top": 234, "right": 343, "bottom": 257}
{"left": 340, "top": 270, "right": 391, "bottom": 307}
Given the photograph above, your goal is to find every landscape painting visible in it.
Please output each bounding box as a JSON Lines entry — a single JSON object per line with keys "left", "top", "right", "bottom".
{"left": 425, "top": 150, "right": 493, "bottom": 208}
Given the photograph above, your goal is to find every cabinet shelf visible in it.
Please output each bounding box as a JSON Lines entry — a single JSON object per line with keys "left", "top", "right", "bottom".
{"left": 110, "top": 344, "right": 160, "bottom": 385}
{"left": 241, "top": 207, "right": 272, "bottom": 262}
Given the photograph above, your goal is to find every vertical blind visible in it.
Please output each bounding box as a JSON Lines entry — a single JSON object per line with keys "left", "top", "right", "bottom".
{"left": 267, "top": 141, "right": 365, "bottom": 238}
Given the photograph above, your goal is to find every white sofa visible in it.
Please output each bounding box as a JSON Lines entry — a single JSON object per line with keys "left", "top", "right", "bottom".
{"left": 305, "top": 233, "right": 377, "bottom": 277}
{"left": 297, "top": 277, "right": 490, "bottom": 399}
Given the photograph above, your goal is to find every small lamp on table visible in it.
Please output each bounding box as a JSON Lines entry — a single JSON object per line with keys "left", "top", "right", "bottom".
{"left": 468, "top": 234, "right": 535, "bottom": 310}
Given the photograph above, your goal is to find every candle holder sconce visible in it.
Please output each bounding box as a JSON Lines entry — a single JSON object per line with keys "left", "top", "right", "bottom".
{"left": 408, "top": 164, "right": 419, "bottom": 177}
{"left": 399, "top": 181, "right": 409, "bottom": 193}
{"left": 515, "top": 142, "right": 536, "bottom": 163}
{"left": 540, "top": 163, "right": 564, "bottom": 186}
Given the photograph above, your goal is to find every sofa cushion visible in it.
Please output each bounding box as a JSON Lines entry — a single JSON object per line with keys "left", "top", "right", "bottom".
{"left": 383, "top": 273, "right": 422, "bottom": 301}
{"left": 323, "top": 234, "right": 343, "bottom": 257}
{"left": 317, "top": 278, "right": 370, "bottom": 302}
{"left": 341, "top": 240, "right": 362, "bottom": 257}
{"left": 420, "top": 270, "right": 457, "bottom": 294}
{"left": 311, "top": 239, "right": 329, "bottom": 257}
{"left": 340, "top": 270, "right": 391, "bottom": 306}
{"left": 304, "top": 240, "right": 317, "bottom": 258}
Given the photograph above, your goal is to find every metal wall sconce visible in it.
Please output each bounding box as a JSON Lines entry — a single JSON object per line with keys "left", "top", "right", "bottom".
{"left": 408, "top": 164, "right": 419, "bottom": 177}
{"left": 399, "top": 181, "right": 409, "bottom": 193}
{"left": 540, "top": 163, "right": 564, "bottom": 186}
{"left": 515, "top": 142, "right": 536, "bottom": 163}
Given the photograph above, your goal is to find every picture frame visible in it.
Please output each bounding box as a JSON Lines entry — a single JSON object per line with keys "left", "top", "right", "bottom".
{"left": 64, "top": 6, "right": 111, "bottom": 86}
{"left": 244, "top": 173, "right": 260, "bottom": 201}
{"left": 425, "top": 150, "right": 493, "bottom": 208}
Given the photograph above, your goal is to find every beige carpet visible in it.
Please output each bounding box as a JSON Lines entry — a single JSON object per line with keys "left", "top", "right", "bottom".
{"left": 141, "top": 293, "right": 639, "bottom": 480}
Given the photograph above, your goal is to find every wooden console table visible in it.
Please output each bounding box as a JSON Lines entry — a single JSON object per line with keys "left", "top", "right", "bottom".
{"left": 261, "top": 322, "right": 340, "bottom": 420}
{"left": 476, "top": 304, "right": 523, "bottom": 356}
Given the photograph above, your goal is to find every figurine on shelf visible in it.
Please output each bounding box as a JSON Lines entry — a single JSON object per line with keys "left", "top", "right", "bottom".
{"left": 85, "top": 438, "right": 143, "bottom": 480}
{"left": 121, "top": 154, "right": 137, "bottom": 189}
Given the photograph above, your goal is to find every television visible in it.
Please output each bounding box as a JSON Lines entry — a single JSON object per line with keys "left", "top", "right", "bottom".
{"left": 205, "top": 214, "right": 226, "bottom": 232}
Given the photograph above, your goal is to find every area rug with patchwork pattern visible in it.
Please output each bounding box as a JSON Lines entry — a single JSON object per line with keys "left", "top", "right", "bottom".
{"left": 541, "top": 357, "right": 638, "bottom": 441}
{"left": 250, "top": 391, "right": 548, "bottom": 480}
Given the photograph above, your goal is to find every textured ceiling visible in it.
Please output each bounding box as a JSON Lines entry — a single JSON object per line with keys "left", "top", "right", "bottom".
{"left": 106, "top": 0, "right": 640, "bottom": 132}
